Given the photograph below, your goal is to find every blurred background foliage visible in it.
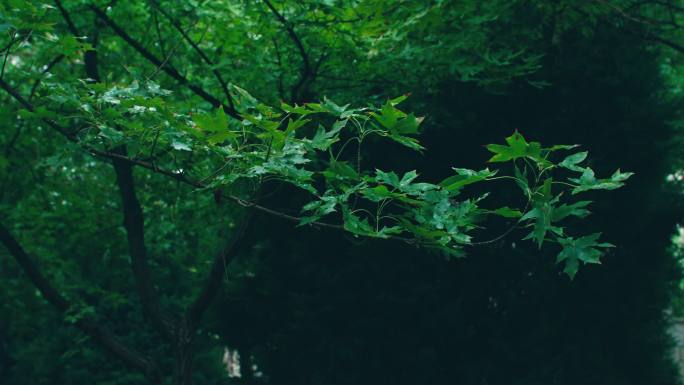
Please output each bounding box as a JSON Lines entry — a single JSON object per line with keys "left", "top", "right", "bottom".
{"left": 2, "top": 0, "right": 684, "bottom": 384}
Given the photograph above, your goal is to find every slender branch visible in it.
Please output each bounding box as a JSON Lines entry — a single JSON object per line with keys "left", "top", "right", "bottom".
{"left": 145, "top": 23, "right": 188, "bottom": 81}
{"left": 150, "top": 2, "right": 236, "bottom": 111}
{"left": 89, "top": 5, "right": 241, "bottom": 119}
{"left": 594, "top": 0, "right": 653, "bottom": 25}
{"left": 628, "top": 0, "right": 684, "bottom": 13}
{"left": 185, "top": 219, "right": 251, "bottom": 328}
{"left": 0, "top": 223, "right": 163, "bottom": 385}
{"left": 29, "top": 54, "right": 65, "bottom": 101}
{"left": 644, "top": 34, "right": 684, "bottom": 53}
{"left": 272, "top": 38, "right": 285, "bottom": 99}
{"left": 262, "top": 0, "right": 312, "bottom": 101}
{"left": 0, "top": 37, "right": 14, "bottom": 81}
{"left": 53, "top": 0, "right": 81, "bottom": 37}
{"left": 0, "top": 78, "right": 78, "bottom": 139}
{"left": 571, "top": 4, "right": 684, "bottom": 54}
{"left": 151, "top": 9, "right": 167, "bottom": 59}
{"left": 313, "top": 50, "right": 328, "bottom": 75}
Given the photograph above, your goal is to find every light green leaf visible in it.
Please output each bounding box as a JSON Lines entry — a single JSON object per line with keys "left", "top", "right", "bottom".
{"left": 388, "top": 94, "right": 410, "bottom": 106}
{"left": 388, "top": 133, "right": 424, "bottom": 151}
{"left": 546, "top": 144, "right": 580, "bottom": 151}
{"left": 394, "top": 113, "right": 423, "bottom": 135}
{"left": 492, "top": 206, "right": 523, "bottom": 218}
{"left": 486, "top": 131, "right": 541, "bottom": 163}
{"left": 440, "top": 168, "right": 496, "bottom": 191}
{"left": 570, "top": 168, "right": 634, "bottom": 194}
{"left": 373, "top": 102, "right": 403, "bottom": 129}
{"left": 285, "top": 118, "right": 310, "bottom": 135}
{"left": 309, "top": 123, "right": 342, "bottom": 150}
{"left": 556, "top": 233, "right": 614, "bottom": 279}
{"left": 361, "top": 185, "right": 394, "bottom": 202}
{"left": 375, "top": 169, "right": 401, "bottom": 187}
{"left": 551, "top": 200, "right": 591, "bottom": 222}
{"left": 558, "top": 151, "right": 588, "bottom": 172}
{"left": 322, "top": 98, "right": 349, "bottom": 116}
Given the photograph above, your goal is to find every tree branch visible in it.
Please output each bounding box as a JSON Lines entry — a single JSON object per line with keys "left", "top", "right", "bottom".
{"left": 628, "top": 0, "right": 684, "bottom": 13}
{"left": 272, "top": 38, "right": 285, "bottom": 99}
{"left": 42, "top": 4, "right": 178, "bottom": 342}
{"left": 89, "top": 5, "right": 241, "bottom": 119}
{"left": 571, "top": 4, "right": 684, "bottom": 54}
{"left": 0, "top": 36, "right": 15, "bottom": 81}
{"left": 262, "top": 0, "right": 312, "bottom": 101}
{"left": 112, "top": 153, "right": 177, "bottom": 341}
{"left": 644, "top": 33, "right": 684, "bottom": 53}
{"left": 185, "top": 219, "right": 251, "bottom": 328}
{"left": 150, "top": 2, "right": 236, "bottom": 112}
{"left": 0, "top": 222, "right": 163, "bottom": 385}
{"left": 53, "top": 0, "right": 81, "bottom": 37}
{"left": 0, "top": 78, "right": 419, "bottom": 244}
{"left": 0, "top": 78, "right": 78, "bottom": 140}
{"left": 29, "top": 54, "right": 65, "bottom": 101}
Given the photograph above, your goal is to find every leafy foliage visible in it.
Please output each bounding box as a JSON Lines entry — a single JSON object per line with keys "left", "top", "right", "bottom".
{"left": 27, "top": 72, "right": 629, "bottom": 273}
{"left": 0, "top": 0, "right": 666, "bottom": 384}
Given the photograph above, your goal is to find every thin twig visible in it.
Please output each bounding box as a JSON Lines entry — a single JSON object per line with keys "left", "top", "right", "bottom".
{"left": 151, "top": 2, "right": 236, "bottom": 111}
{"left": 262, "top": 0, "right": 312, "bottom": 100}
{"left": 29, "top": 54, "right": 65, "bottom": 101}
{"left": 89, "top": 5, "right": 241, "bottom": 119}
{"left": 0, "top": 37, "right": 15, "bottom": 81}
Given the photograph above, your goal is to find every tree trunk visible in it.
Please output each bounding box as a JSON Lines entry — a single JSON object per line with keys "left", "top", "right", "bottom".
{"left": 174, "top": 323, "right": 195, "bottom": 385}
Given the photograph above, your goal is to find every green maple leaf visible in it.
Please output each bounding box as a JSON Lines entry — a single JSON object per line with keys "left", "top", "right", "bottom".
{"left": 556, "top": 233, "right": 614, "bottom": 279}
{"left": 551, "top": 201, "right": 591, "bottom": 222}
{"left": 486, "top": 131, "right": 542, "bottom": 163}
{"left": 373, "top": 101, "right": 404, "bottom": 129}
{"left": 558, "top": 151, "right": 588, "bottom": 172}
{"left": 569, "top": 168, "right": 634, "bottom": 194}
{"left": 394, "top": 113, "right": 423, "bottom": 135}
{"left": 522, "top": 204, "right": 563, "bottom": 247}
{"left": 309, "top": 123, "right": 343, "bottom": 150}
{"left": 521, "top": 178, "right": 561, "bottom": 247}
